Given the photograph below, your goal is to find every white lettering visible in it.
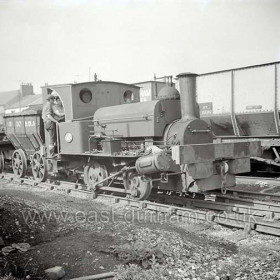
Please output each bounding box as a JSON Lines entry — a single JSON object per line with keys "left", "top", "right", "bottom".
{"left": 16, "top": 121, "right": 22, "bottom": 127}
{"left": 25, "top": 120, "right": 35, "bottom": 127}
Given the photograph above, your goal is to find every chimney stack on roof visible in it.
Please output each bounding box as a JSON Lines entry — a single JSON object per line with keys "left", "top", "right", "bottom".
{"left": 20, "top": 83, "right": 34, "bottom": 97}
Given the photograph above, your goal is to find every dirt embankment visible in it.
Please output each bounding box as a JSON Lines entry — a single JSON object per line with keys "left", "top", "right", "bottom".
{"left": 1, "top": 182, "right": 280, "bottom": 280}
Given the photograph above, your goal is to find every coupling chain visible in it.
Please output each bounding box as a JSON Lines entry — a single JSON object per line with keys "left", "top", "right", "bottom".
{"left": 220, "top": 164, "right": 227, "bottom": 195}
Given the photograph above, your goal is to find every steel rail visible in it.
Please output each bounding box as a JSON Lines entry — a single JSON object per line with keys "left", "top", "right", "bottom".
{"left": 155, "top": 194, "right": 280, "bottom": 220}
{"left": 236, "top": 176, "right": 280, "bottom": 186}
{"left": 1, "top": 173, "right": 280, "bottom": 237}
{"left": 212, "top": 194, "right": 280, "bottom": 219}
{"left": 211, "top": 188, "right": 280, "bottom": 203}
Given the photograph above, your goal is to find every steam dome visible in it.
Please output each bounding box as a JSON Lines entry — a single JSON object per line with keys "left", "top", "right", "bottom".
{"left": 158, "top": 85, "right": 180, "bottom": 100}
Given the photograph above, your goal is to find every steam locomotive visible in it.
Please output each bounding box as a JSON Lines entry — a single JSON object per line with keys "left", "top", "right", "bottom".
{"left": 1, "top": 73, "right": 261, "bottom": 200}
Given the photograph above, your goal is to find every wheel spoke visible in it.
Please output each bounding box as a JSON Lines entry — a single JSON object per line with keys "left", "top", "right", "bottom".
{"left": 36, "top": 169, "right": 40, "bottom": 178}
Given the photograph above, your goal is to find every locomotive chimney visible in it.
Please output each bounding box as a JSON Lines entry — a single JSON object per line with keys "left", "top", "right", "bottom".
{"left": 176, "top": 72, "right": 199, "bottom": 119}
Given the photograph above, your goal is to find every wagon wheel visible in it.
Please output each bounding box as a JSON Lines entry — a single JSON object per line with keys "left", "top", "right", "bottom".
{"left": 85, "top": 161, "right": 108, "bottom": 191}
{"left": 0, "top": 152, "right": 4, "bottom": 174}
{"left": 31, "top": 151, "right": 48, "bottom": 182}
{"left": 12, "top": 149, "right": 27, "bottom": 178}
{"left": 125, "top": 171, "right": 152, "bottom": 201}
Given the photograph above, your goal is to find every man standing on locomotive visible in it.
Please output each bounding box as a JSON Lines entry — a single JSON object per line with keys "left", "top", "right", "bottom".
{"left": 52, "top": 92, "right": 65, "bottom": 122}
{"left": 42, "top": 94, "right": 59, "bottom": 156}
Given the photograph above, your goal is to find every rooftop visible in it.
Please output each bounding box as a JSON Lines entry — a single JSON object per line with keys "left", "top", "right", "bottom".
{"left": 0, "top": 90, "right": 21, "bottom": 107}
{"left": 5, "top": 94, "right": 42, "bottom": 110}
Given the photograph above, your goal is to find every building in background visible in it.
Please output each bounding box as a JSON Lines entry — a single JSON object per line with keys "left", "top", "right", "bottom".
{"left": 5, "top": 94, "right": 42, "bottom": 114}
{"left": 133, "top": 81, "right": 166, "bottom": 102}
{"left": 0, "top": 83, "right": 35, "bottom": 125}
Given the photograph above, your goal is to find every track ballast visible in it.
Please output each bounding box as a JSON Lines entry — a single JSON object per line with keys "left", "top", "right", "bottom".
{"left": 1, "top": 173, "right": 280, "bottom": 237}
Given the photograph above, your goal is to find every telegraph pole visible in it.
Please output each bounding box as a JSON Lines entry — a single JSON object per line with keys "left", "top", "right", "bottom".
{"left": 17, "top": 80, "right": 22, "bottom": 113}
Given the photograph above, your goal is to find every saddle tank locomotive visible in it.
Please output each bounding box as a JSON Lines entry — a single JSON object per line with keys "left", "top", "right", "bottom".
{"left": 2, "top": 73, "right": 261, "bottom": 200}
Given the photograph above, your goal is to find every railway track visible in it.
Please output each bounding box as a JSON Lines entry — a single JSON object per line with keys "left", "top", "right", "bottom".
{"left": 218, "top": 176, "right": 280, "bottom": 203}
{"left": 1, "top": 173, "right": 280, "bottom": 237}
{"left": 236, "top": 175, "right": 280, "bottom": 186}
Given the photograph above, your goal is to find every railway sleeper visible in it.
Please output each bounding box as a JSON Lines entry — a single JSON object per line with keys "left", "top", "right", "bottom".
{"left": 1, "top": 173, "right": 280, "bottom": 237}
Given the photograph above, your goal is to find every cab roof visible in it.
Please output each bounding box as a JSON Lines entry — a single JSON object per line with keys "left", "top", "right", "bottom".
{"left": 41, "top": 81, "right": 140, "bottom": 89}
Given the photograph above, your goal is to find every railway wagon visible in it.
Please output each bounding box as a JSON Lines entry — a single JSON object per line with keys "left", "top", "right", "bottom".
{"left": 197, "top": 61, "right": 280, "bottom": 170}
{"left": 1, "top": 74, "right": 261, "bottom": 200}
{"left": 0, "top": 128, "right": 14, "bottom": 173}
{"left": 3, "top": 109, "right": 44, "bottom": 177}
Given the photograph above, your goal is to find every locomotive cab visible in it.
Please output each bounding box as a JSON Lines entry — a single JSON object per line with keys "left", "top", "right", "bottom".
{"left": 42, "top": 81, "right": 140, "bottom": 122}
{"left": 41, "top": 81, "right": 140, "bottom": 157}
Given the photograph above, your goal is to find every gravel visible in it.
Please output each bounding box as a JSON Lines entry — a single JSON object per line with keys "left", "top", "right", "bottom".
{"left": 0, "top": 181, "right": 280, "bottom": 279}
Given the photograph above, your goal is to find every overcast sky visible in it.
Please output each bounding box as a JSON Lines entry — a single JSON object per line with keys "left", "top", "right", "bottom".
{"left": 0, "top": 0, "right": 279, "bottom": 93}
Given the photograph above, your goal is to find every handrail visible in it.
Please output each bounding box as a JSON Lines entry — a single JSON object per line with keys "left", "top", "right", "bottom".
{"left": 93, "top": 114, "right": 153, "bottom": 123}
{"left": 71, "top": 115, "right": 94, "bottom": 122}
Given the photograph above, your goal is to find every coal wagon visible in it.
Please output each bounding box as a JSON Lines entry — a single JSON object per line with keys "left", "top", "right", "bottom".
{"left": 197, "top": 61, "right": 280, "bottom": 171}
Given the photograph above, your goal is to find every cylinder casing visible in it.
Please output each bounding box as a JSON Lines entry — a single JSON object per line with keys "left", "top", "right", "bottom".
{"left": 135, "top": 151, "right": 173, "bottom": 175}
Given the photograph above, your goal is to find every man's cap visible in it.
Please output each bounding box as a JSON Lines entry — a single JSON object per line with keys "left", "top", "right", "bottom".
{"left": 51, "top": 90, "right": 59, "bottom": 97}
{"left": 47, "top": 94, "right": 55, "bottom": 101}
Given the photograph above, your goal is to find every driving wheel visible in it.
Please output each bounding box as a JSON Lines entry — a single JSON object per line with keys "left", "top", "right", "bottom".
{"left": 125, "top": 171, "right": 152, "bottom": 201}
{"left": 31, "top": 151, "right": 48, "bottom": 182}
{"left": 85, "top": 161, "right": 108, "bottom": 190}
{"left": 12, "top": 149, "right": 27, "bottom": 178}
